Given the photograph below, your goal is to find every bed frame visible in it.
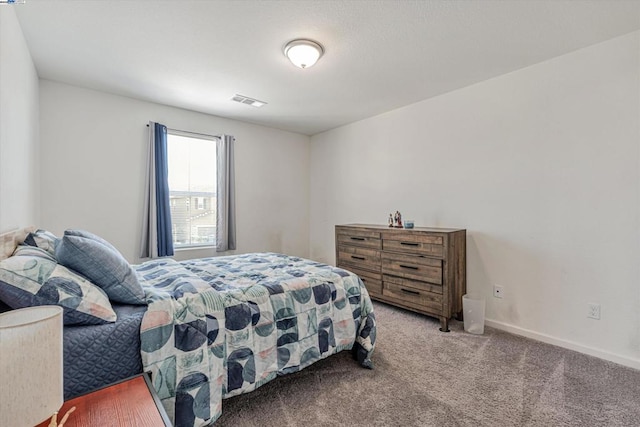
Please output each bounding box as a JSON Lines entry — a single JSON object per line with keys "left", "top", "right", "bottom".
{"left": 0, "top": 226, "right": 36, "bottom": 261}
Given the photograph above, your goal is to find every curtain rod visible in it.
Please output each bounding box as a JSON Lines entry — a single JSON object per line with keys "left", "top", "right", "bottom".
{"left": 146, "top": 123, "right": 221, "bottom": 139}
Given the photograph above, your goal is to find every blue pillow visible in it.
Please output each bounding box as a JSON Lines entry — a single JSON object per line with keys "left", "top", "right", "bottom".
{"left": 0, "top": 254, "right": 117, "bottom": 325}
{"left": 56, "top": 230, "right": 146, "bottom": 305}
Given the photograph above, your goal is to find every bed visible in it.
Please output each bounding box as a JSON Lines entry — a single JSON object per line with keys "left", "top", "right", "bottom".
{"left": 0, "top": 227, "right": 376, "bottom": 426}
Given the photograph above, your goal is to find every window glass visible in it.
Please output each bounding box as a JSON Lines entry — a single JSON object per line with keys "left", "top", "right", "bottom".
{"left": 167, "top": 133, "right": 216, "bottom": 247}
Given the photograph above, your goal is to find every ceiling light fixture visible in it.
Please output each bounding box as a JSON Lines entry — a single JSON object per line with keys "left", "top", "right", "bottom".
{"left": 283, "top": 39, "right": 324, "bottom": 69}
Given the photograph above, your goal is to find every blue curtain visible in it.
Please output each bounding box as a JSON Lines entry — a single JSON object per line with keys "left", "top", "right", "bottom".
{"left": 154, "top": 123, "right": 173, "bottom": 257}
{"left": 140, "top": 121, "right": 174, "bottom": 258}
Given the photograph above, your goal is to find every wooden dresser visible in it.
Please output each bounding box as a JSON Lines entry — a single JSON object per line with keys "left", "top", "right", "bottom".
{"left": 335, "top": 224, "right": 466, "bottom": 332}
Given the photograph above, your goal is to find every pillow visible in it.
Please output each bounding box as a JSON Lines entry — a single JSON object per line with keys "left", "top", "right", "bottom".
{"left": 56, "top": 229, "right": 146, "bottom": 305}
{"left": 0, "top": 254, "right": 117, "bottom": 325}
{"left": 12, "top": 244, "right": 56, "bottom": 262}
{"left": 23, "top": 229, "right": 59, "bottom": 258}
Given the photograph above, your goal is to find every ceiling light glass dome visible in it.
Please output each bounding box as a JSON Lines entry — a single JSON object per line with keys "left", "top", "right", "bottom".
{"left": 284, "top": 39, "right": 324, "bottom": 69}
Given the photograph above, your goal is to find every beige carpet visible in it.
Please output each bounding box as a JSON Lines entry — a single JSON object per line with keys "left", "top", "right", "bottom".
{"left": 216, "top": 301, "right": 640, "bottom": 426}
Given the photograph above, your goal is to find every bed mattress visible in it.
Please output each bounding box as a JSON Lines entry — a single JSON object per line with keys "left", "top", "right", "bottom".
{"left": 63, "top": 303, "right": 146, "bottom": 398}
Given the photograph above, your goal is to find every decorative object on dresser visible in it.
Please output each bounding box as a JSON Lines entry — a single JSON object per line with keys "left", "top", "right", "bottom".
{"left": 336, "top": 224, "right": 466, "bottom": 332}
{"left": 34, "top": 373, "right": 171, "bottom": 427}
{"left": 390, "top": 211, "right": 403, "bottom": 228}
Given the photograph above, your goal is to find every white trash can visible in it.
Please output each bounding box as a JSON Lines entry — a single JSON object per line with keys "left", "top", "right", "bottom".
{"left": 463, "top": 294, "right": 485, "bottom": 335}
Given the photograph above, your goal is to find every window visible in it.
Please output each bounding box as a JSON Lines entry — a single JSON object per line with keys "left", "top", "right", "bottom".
{"left": 195, "top": 197, "right": 206, "bottom": 210}
{"left": 167, "top": 132, "right": 216, "bottom": 248}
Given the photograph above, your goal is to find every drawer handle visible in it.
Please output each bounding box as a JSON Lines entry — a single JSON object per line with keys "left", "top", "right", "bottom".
{"left": 400, "top": 288, "right": 420, "bottom": 295}
{"left": 351, "top": 255, "right": 366, "bottom": 260}
{"left": 399, "top": 264, "right": 419, "bottom": 270}
{"left": 350, "top": 237, "right": 366, "bottom": 241}
{"left": 400, "top": 242, "right": 419, "bottom": 246}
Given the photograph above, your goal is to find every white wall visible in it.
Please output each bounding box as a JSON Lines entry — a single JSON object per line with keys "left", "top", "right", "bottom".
{"left": 0, "top": 7, "right": 39, "bottom": 232}
{"left": 39, "top": 81, "right": 310, "bottom": 263}
{"left": 310, "top": 31, "right": 640, "bottom": 368}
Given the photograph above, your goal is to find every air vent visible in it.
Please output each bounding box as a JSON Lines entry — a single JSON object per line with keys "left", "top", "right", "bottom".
{"left": 231, "top": 94, "right": 267, "bottom": 108}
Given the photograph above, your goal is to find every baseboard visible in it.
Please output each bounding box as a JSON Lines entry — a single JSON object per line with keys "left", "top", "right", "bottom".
{"left": 484, "top": 318, "right": 640, "bottom": 371}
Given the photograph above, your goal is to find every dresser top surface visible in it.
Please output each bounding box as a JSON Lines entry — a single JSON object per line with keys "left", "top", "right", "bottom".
{"left": 337, "top": 223, "right": 465, "bottom": 233}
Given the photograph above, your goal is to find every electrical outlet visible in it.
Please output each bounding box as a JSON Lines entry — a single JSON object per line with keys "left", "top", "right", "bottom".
{"left": 493, "top": 285, "right": 504, "bottom": 299}
{"left": 587, "top": 303, "right": 601, "bottom": 320}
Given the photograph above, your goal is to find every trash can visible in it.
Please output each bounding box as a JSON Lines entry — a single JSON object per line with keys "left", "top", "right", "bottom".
{"left": 463, "top": 294, "right": 485, "bottom": 335}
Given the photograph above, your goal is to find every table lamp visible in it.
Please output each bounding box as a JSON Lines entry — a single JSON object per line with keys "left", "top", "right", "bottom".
{"left": 0, "top": 305, "right": 64, "bottom": 427}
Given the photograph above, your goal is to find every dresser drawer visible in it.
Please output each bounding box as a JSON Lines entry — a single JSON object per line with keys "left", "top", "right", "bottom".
{"left": 383, "top": 280, "right": 442, "bottom": 312}
{"left": 382, "top": 232, "right": 444, "bottom": 257}
{"left": 361, "top": 277, "right": 382, "bottom": 296}
{"left": 337, "top": 228, "right": 381, "bottom": 240}
{"left": 337, "top": 246, "right": 381, "bottom": 272}
{"left": 337, "top": 233, "right": 382, "bottom": 250}
{"left": 383, "top": 274, "right": 442, "bottom": 295}
{"left": 381, "top": 252, "right": 442, "bottom": 284}
{"left": 344, "top": 266, "right": 382, "bottom": 296}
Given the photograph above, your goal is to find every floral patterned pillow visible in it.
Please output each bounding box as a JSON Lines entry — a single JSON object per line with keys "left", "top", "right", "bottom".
{"left": 0, "top": 253, "right": 117, "bottom": 325}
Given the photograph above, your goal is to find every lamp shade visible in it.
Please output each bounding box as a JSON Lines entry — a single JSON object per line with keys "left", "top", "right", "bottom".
{"left": 0, "top": 306, "right": 63, "bottom": 427}
{"left": 284, "top": 39, "right": 324, "bottom": 68}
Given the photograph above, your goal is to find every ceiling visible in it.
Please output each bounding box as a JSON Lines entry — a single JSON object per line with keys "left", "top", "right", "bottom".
{"left": 14, "top": 0, "right": 640, "bottom": 136}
